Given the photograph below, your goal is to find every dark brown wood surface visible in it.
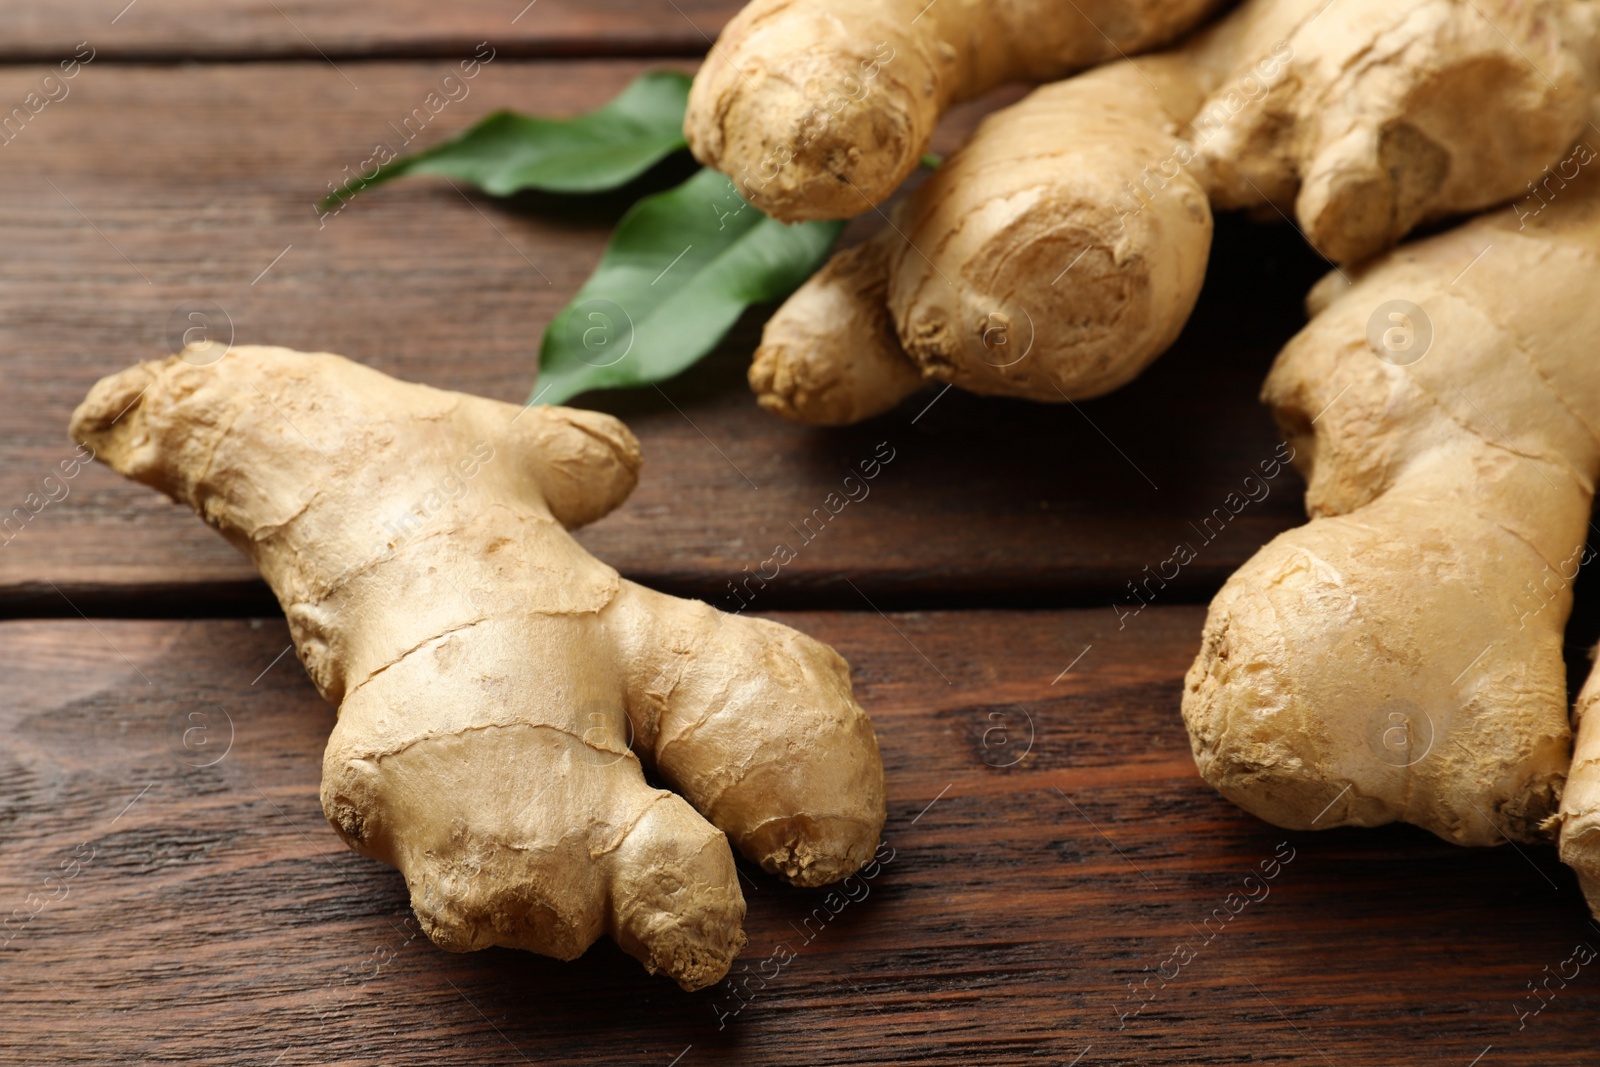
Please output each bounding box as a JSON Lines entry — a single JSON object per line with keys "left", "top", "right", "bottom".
{"left": 0, "top": 59, "right": 1323, "bottom": 614}
{"left": 5, "top": 614, "right": 1596, "bottom": 1066}
{"left": 0, "top": 2, "right": 740, "bottom": 61}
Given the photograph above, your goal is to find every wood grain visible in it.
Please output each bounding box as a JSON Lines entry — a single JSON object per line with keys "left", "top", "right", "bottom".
{"left": 0, "top": 2, "right": 738, "bottom": 62}
{"left": 0, "top": 60, "right": 1326, "bottom": 614}
{"left": 3, "top": 614, "right": 1595, "bottom": 1066}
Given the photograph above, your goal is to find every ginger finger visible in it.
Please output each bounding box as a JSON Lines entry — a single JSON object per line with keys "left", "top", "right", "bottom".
{"left": 1562, "top": 656, "right": 1600, "bottom": 907}
{"left": 685, "top": 0, "right": 1230, "bottom": 222}
{"left": 609, "top": 582, "right": 886, "bottom": 886}
{"left": 749, "top": 230, "right": 925, "bottom": 424}
{"left": 888, "top": 56, "right": 1214, "bottom": 400}
{"left": 1196, "top": 0, "right": 1596, "bottom": 263}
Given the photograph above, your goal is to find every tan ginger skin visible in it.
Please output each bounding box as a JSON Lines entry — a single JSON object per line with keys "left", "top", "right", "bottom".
{"left": 1183, "top": 140, "right": 1600, "bottom": 910}
{"left": 747, "top": 0, "right": 1598, "bottom": 425}
{"left": 69, "top": 347, "right": 886, "bottom": 991}
{"left": 750, "top": 231, "right": 923, "bottom": 425}
{"left": 685, "top": 0, "right": 1228, "bottom": 222}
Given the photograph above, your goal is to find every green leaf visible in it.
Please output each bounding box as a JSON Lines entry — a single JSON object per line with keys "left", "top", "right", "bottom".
{"left": 320, "top": 70, "right": 692, "bottom": 207}
{"left": 534, "top": 168, "right": 844, "bottom": 406}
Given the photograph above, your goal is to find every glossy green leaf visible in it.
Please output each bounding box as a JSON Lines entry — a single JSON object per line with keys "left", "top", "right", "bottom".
{"left": 320, "top": 70, "right": 692, "bottom": 207}
{"left": 534, "top": 167, "right": 844, "bottom": 405}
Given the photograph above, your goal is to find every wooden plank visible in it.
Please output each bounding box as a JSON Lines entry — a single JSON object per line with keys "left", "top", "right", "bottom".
{"left": 3, "top": 612, "right": 1595, "bottom": 1065}
{"left": 0, "top": 60, "right": 1325, "bottom": 612}
{"left": 0, "top": 2, "right": 737, "bottom": 62}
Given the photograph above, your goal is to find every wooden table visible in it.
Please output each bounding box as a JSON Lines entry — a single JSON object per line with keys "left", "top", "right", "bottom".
{"left": 3, "top": 6, "right": 1596, "bottom": 1065}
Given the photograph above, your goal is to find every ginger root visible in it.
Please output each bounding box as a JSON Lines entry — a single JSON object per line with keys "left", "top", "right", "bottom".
{"left": 69, "top": 346, "right": 886, "bottom": 990}
{"left": 746, "top": 0, "right": 1598, "bottom": 420}
{"left": 749, "top": 230, "right": 922, "bottom": 425}
{"left": 685, "top": 0, "right": 1227, "bottom": 222}
{"left": 1182, "top": 129, "right": 1600, "bottom": 886}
